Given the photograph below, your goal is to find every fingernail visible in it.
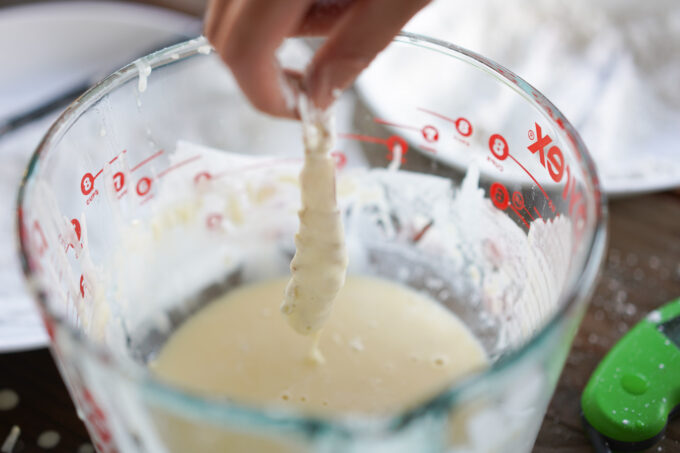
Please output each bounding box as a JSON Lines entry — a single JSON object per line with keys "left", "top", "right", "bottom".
{"left": 305, "top": 56, "right": 369, "bottom": 110}
{"left": 281, "top": 70, "right": 303, "bottom": 118}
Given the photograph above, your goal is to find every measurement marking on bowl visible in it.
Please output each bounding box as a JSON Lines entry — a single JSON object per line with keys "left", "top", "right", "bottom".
{"left": 533, "top": 206, "right": 543, "bottom": 220}
{"left": 130, "top": 149, "right": 164, "bottom": 172}
{"left": 417, "top": 107, "right": 456, "bottom": 123}
{"left": 81, "top": 173, "right": 96, "bottom": 196}
{"left": 507, "top": 155, "right": 556, "bottom": 213}
{"left": 194, "top": 171, "right": 211, "bottom": 184}
{"left": 373, "top": 118, "right": 421, "bottom": 133}
{"left": 85, "top": 152, "right": 204, "bottom": 206}
{"left": 339, "top": 133, "right": 408, "bottom": 163}
{"left": 80, "top": 150, "right": 128, "bottom": 196}
{"left": 32, "top": 220, "right": 48, "bottom": 254}
{"left": 488, "top": 133, "right": 557, "bottom": 213}
{"left": 330, "top": 151, "right": 347, "bottom": 169}
{"left": 139, "top": 194, "right": 154, "bottom": 206}
{"left": 136, "top": 177, "right": 152, "bottom": 196}
{"left": 108, "top": 149, "right": 127, "bottom": 165}
{"left": 485, "top": 121, "right": 588, "bottom": 236}
{"left": 417, "top": 107, "right": 473, "bottom": 138}
{"left": 421, "top": 125, "right": 439, "bottom": 142}
{"left": 454, "top": 135, "right": 471, "bottom": 147}
{"left": 373, "top": 117, "right": 441, "bottom": 152}
{"left": 340, "top": 133, "right": 386, "bottom": 146}
{"left": 209, "top": 157, "right": 303, "bottom": 181}
{"left": 374, "top": 117, "right": 440, "bottom": 144}
{"left": 490, "top": 182, "right": 530, "bottom": 228}
{"left": 157, "top": 155, "right": 202, "bottom": 178}
{"left": 510, "top": 206, "right": 529, "bottom": 228}
{"left": 113, "top": 172, "right": 125, "bottom": 192}
{"left": 63, "top": 218, "right": 82, "bottom": 253}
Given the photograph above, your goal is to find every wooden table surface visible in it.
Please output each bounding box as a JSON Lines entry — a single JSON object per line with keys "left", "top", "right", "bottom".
{"left": 533, "top": 190, "right": 680, "bottom": 452}
{"left": 1, "top": 191, "right": 679, "bottom": 452}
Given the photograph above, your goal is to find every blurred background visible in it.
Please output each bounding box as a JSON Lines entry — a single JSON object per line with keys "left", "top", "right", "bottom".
{"left": 0, "top": 1, "right": 678, "bottom": 452}
{"left": 0, "top": 0, "right": 207, "bottom": 14}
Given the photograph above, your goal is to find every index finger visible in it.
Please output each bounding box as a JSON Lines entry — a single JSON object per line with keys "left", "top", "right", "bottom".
{"left": 206, "top": 0, "right": 313, "bottom": 118}
{"left": 305, "top": 0, "right": 430, "bottom": 109}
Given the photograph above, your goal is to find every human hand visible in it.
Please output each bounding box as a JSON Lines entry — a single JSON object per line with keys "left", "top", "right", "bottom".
{"left": 204, "top": 0, "right": 430, "bottom": 118}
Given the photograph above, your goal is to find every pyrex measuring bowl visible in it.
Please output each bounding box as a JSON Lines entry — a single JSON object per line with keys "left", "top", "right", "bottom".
{"left": 17, "top": 34, "right": 606, "bottom": 453}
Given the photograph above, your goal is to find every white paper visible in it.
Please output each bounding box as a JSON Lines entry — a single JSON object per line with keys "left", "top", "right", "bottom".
{"left": 0, "top": 116, "right": 55, "bottom": 352}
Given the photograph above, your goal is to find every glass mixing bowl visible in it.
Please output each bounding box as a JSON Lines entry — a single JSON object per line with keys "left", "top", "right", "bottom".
{"left": 17, "top": 34, "right": 606, "bottom": 452}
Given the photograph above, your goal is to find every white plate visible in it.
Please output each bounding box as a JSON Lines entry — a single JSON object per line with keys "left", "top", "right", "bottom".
{"left": 357, "top": 0, "right": 680, "bottom": 197}
{"left": 0, "top": 1, "right": 202, "bottom": 352}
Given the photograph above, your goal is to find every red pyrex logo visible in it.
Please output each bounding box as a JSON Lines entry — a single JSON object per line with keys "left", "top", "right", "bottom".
{"left": 528, "top": 123, "right": 564, "bottom": 183}
{"left": 527, "top": 122, "right": 587, "bottom": 234}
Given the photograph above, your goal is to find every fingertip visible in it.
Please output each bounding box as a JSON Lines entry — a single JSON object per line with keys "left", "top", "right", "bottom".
{"left": 249, "top": 67, "right": 302, "bottom": 119}
{"left": 302, "top": 0, "right": 431, "bottom": 110}
{"left": 247, "top": 86, "right": 301, "bottom": 120}
{"left": 214, "top": 44, "right": 301, "bottom": 119}
{"left": 208, "top": 0, "right": 311, "bottom": 119}
{"left": 305, "top": 55, "right": 369, "bottom": 110}
{"left": 283, "top": 69, "right": 304, "bottom": 119}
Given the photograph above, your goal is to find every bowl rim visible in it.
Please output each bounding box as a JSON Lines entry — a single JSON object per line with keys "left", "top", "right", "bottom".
{"left": 16, "top": 32, "right": 608, "bottom": 437}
